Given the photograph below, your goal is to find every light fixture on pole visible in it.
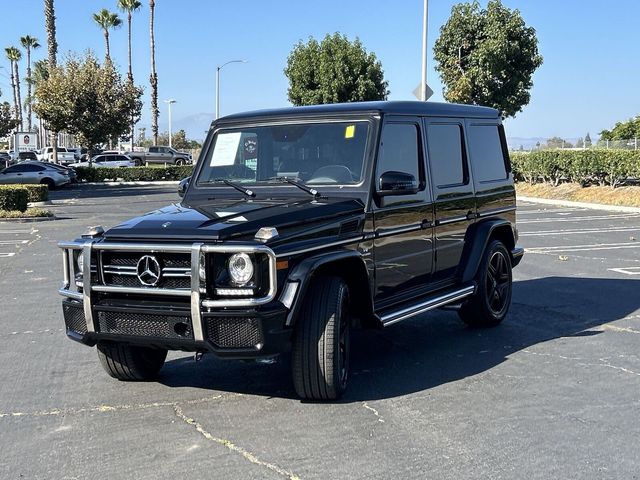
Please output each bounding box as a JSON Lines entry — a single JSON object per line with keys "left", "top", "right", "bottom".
{"left": 215, "top": 59, "right": 247, "bottom": 120}
{"left": 164, "top": 99, "right": 176, "bottom": 148}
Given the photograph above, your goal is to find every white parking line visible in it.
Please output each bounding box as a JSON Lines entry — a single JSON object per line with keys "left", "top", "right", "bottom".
{"left": 518, "top": 214, "right": 640, "bottom": 224}
{"left": 520, "top": 227, "right": 639, "bottom": 237}
{"left": 0, "top": 240, "right": 30, "bottom": 245}
{"left": 0, "top": 253, "right": 16, "bottom": 257}
{"left": 517, "top": 208, "right": 587, "bottom": 215}
{"left": 527, "top": 242, "right": 640, "bottom": 253}
{"left": 609, "top": 267, "right": 640, "bottom": 276}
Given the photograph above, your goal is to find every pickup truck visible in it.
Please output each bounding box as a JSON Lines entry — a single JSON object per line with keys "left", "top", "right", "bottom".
{"left": 37, "top": 146, "right": 76, "bottom": 165}
{"left": 126, "top": 146, "right": 191, "bottom": 165}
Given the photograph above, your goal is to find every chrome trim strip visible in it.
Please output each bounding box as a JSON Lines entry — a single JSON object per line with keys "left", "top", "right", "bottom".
{"left": 92, "top": 285, "right": 191, "bottom": 296}
{"left": 381, "top": 285, "right": 475, "bottom": 326}
{"left": 58, "top": 241, "right": 83, "bottom": 250}
{"left": 62, "top": 249, "right": 70, "bottom": 290}
{"left": 103, "top": 265, "right": 136, "bottom": 271}
{"left": 103, "top": 270, "right": 138, "bottom": 276}
{"left": 82, "top": 240, "right": 95, "bottom": 333}
{"left": 277, "top": 236, "right": 364, "bottom": 258}
{"left": 58, "top": 288, "right": 83, "bottom": 301}
{"left": 375, "top": 224, "right": 423, "bottom": 238}
{"left": 94, "top": 242, "right": 193, "bottom": 253}
{"left": 191, "top": 243, "right": 204, "bottom": 342}
{"left": 436, "top": 215, "right": 468, "bottom": 226}
{"left": 477, "top": 206, "right": 516, "bottom": 218}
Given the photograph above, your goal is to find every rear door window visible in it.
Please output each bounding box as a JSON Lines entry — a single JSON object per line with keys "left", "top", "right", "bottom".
{"left": 467, "top": 124, "right": 509, "bottom": 182}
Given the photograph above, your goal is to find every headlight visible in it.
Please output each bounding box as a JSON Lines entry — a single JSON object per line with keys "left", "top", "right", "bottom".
{"left": 76, "top": 252, "right": 84, "bottom": 273}
{"left": 228, "top": 253, "right": 254, "bottom": 285}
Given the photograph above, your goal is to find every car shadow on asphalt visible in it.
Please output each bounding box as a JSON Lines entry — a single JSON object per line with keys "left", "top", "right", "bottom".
{"left": 158, "top": 276, "right": 640, "bottom": 402}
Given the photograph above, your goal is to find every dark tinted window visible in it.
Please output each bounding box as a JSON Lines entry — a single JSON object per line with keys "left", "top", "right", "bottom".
{"left": 115, "top": 155, "right": 127, "bottom": 161}
{"left": 427, "top": 124, "right": 466, "bottom": 187}
{"left": 468, "top": 125, "right": 508, "bottom": 182}
{"left": 377, "top": 123, "right": 420, "bottom": 181}
{"left": 7, "top": 164, "right": 44, "bottom": 172}
{"left": 149, "top": 147, "right": 158, "bottom": 153}
{"left": 94, "top": 156, "right": 106, "bottom": 163}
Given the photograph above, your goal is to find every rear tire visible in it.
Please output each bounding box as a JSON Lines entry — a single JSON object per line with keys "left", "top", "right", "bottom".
{"left": 458, "top": 240, "right": 512, "bottom": 327}
{"left": 97, "top": 341, "right": 167, "bottom": 381}
{"left": 292, "top": 276, "right": 351, "bottom": 400}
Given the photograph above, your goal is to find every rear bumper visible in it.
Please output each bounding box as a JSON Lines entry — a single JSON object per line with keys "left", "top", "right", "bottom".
{"left": 511, "top": 246, "right": 524, "bottom": 267}
{"left": 62, "top": 298, "right": 292, "bottom": 359}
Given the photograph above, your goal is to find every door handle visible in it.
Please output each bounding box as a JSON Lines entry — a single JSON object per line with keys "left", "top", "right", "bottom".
{"left": 421, "top": 219, "right": 432, "bottom": 228}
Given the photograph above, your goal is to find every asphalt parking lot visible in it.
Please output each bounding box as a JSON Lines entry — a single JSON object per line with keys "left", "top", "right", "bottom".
{"left": 1, "top": 185, "right": 639, "bottom": 479}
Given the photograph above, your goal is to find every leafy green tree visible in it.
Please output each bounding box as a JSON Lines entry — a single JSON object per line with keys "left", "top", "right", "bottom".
{"left": 92, "top": 9, "right": 122, "bottom": 62}
{"left": 584, "top": 132, "right": 592, "bottom": 147}
{"left": 44, "top": 0, "right": 59, "bottom": 160}
{"left": 600, "top": 117, "right": 640, "bottom": 140}
{"left": 433, "top": 0, "right": 543, "bottom": 118}
{"left": 575, "top": 137, "right": 584, "bottom": 148}
{"left": 33, "top": 52, "right": 142, "bottom": 150}
{"left": 20, "top": 35, "right": 41, "bottom": 131}
{"left": 284, "top": 33, "right": 389, "bottom": 105}
{"left": 545, "top": 136, "right": 572, "bottom": 149}
{"left": 0, "top": 100, "right": 18, "bottom": 138}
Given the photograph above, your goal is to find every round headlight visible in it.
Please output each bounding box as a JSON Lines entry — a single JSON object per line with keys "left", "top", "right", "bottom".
{"left": 228, "top": 253, "right": 254, "bottom": 285}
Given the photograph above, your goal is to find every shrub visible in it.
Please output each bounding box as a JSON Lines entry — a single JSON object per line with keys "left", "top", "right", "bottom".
{"left": 0, "top": 185, "right": 29, "bottom": 212}
{"left": 74, "top": 165, "right": 194, "bottom": 183}
{"left": 511, "top": 150, "right": 640, "bottom": 187}
{"left": 22, "top": 184, "right": 49, "bottom": 203}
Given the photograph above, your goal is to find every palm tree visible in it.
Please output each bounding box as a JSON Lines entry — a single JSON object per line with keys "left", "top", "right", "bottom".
{"left": 117, "top": 0, "right": 142, "bottom": 81}
{"left": 20, "top": 35, "right": 41, "bottom": 131}
{"left": 149, "top": 0, "right": 159, "bottom": 145}
{"left": 5, "top": 46, "right": 23, "bottom": 130}
{"left": 92, "top": 9, "right": 123, "bottom": 62}
{"left": 44, "top": 0, "right": 57, "bottom": 67}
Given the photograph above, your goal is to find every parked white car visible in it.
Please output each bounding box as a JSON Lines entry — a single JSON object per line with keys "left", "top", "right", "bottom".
{"left": 37, "top": 146, "right": 76, "bottom": 164}
{"left": 68, "top": 154, "right": 136, "bottom": 168}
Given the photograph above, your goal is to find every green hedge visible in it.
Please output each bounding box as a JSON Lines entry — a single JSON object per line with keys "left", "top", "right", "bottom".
{"left": 74, "top": 165, "right": 194, "bottom": 183}
{"left": 0, "top": 185, "right": 29, "bottom": 212}
{"left": 22, "top": 184, "right": 49, "bottom": 203}
{"left": 511, "top": 150, "right": 640, "bottom": 187}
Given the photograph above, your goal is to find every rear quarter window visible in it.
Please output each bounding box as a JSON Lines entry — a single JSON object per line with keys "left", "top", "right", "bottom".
{"left": 467, "top": 124, "right": 509, "bottom": 182}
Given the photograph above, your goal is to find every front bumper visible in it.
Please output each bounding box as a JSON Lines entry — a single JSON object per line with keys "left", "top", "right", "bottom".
{"left": 58, "top": 240, "right": 290, "bottom": 359}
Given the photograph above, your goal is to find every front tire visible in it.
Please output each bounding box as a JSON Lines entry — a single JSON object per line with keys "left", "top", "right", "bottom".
{"left": 97, "top": 341, "right": 167, "bottom": 381}
{"left": 458, "top": 240, "right": 512, "bottom": 327}
{"left": 292, "top": 276, "right": 351, "bottom": 400}
{"left": 41, "top": 178, "right": 55, "bottom": 190}
{"left": 175, "top": 158, "right": 185, "bottom": 166}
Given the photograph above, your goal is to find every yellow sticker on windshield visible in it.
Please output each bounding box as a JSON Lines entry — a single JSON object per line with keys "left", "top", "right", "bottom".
{"left": 345, "top": 125, "right": 355, "bottom": 139}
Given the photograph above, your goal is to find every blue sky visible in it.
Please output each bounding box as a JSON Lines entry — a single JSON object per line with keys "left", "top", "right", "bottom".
{"left": 1, "top": 0, "right": 639, "bottom": 142}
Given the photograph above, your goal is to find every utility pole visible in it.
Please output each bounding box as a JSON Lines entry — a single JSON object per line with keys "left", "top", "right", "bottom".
{"left": 215, "top": 60, "right": 247, "bottom": 120}
{"left": 421, "top": 0, "right": 429, "bottom": 101}
{"left": 164, "top": 99, "right": 176, "bottom": 148}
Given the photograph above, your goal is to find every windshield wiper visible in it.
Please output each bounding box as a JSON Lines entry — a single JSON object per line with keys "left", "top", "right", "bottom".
{"left": 266, "top": 176, "right": 321, "bottom": 198}
{"left": 213, "top": 178, "right": 256, "bottom": 198}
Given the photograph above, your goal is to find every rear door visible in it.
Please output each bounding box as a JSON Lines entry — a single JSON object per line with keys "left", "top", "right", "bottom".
{"left": 373, "top": 116, "right": 434, "bottom": 303}
{"left": 424, "top": 118, "right": 476, "bottom": 284}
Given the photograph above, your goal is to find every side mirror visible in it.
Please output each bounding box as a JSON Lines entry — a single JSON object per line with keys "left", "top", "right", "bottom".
{"left": 178, "top": 176, "right": 191, "bottom": 197}
{"left": 378, "top": 171, "right": 419, "bottom": 196}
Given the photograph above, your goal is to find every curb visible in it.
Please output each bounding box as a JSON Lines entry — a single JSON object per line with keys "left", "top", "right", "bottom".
{"left": 0, "top": 215, "right": 57, "bottom": 223}
{"left": 518, "top": 195, "right": 640, "bottom": 213}
{"left": 28, "top": 200, "right": 53, "bottom": 207}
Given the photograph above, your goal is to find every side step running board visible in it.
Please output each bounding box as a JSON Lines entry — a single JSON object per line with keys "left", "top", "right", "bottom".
{"left": 379, "top": 284, "right": 476, "bottom": 327}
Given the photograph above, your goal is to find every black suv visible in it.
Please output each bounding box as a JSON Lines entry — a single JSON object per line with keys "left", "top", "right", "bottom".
{"left": 58, "top": 101, "right": 523, "bottom": 400}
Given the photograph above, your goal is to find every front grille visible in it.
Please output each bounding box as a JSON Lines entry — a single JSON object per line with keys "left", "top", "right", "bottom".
{"left": 63, "top": 302, "right": 87, "bottom": 334}
{"left": 96, "top": 310, "right": 193, "bottom": 339}
{"left": 204, "top": 316, "right": 264, "bottom": 349}
{"left": 101, "top": 252, "right": 191, "bottom": 290}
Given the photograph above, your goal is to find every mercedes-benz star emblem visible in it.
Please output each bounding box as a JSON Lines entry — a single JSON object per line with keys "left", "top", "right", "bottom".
{"left": 136, "top": 255, "right": 162, "bottom": 287}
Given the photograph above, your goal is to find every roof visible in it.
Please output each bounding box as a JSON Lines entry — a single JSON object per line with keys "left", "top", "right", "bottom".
{"left": 218, "top": 101, "right": 500, "bottom": 122}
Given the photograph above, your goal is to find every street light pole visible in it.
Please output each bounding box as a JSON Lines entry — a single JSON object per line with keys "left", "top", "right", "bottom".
{"left": 421, "top": 0, "right": 429, "bottom": 101}
{"left": 164, "top": 99, "right": 176, "bottom": 148}
{"left": 215, "top": 59, "right": 247, "bottom": 120}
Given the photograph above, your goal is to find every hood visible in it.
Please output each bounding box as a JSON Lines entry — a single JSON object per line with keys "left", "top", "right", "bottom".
{"left": 103, "top": 197, "right": 365, "bottom": 242}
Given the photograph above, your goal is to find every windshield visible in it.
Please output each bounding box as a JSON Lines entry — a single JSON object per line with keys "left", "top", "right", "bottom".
{"left": 197, "top": 121, "right": 369, "bottom": 186}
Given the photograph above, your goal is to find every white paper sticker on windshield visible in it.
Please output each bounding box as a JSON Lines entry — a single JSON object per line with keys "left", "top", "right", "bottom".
{"left": 211, "top": 132, "right": 241, "bottom": 166}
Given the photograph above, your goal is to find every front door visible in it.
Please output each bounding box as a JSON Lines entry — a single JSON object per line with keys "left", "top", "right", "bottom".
{"left": 373, "top": 117, "right": 434, "bottom": 304}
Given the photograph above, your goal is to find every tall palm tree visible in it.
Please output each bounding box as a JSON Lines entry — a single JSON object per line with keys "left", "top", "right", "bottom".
{"left": 20, "top": 35, "right": 41, "bottom": 131}
{"left": 92, "top": 9, "right": 123, "bottom": 62}
{"left": 44, "top": 0, "right": 57, "bottom": 67}
{"left": 118, "top": 0, "right": 142, "bottom": 148}
{"left": 117, "top": 0, "right": 142, "bottom": 81}
{"left": 5, "top": 46, "right": 23, "bottom": 130}
{"left": 149, "top": 0, "right": 159, "bottom": 145}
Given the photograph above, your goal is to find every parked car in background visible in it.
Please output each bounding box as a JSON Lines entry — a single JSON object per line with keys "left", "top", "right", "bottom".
{"left": 0, "top": 151, "right": 11, "bottom": 167}
{"left": 24, "top": 160, "right": 77, "bottom": 183}
{"left": 18, "top": 151, "right": 38, "bottom": 161}
{"left": 67, "top": 147, "right": 83, "bottom": 161}
{"left": 126, "top": 146, "right": 191, "bottom": 165}
{"left": 68, "top": 154, "right": 136, "bottom": 168}
{"left": 0, "top": 160, "right": 71, "bottom": 188}
{"left": 37, "top": 146, "right": 76, "bottom": 164}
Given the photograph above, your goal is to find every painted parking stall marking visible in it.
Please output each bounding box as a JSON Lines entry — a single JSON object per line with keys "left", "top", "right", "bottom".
{"left": 0, "top": 227, "right": 39, "bottom": 260}
{"left": 609, "top": 267, "right": 640, "bottom": 276}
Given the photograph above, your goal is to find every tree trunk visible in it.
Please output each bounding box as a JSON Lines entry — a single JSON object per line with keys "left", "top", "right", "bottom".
{"left": 104, "top": 30, "right": 110, "bottom": 62}
{"left": 9, "top": 60, "right": 19, "bottom": 128}
{"left": 26, "top": 47, "right": 33, "bottom": 131}
{"left": 150, "top": 0, "right": 159, "bottom": 145}
{"left": 14, "top": 60, "right": 23, "bottom": 131}
{"left": 44, "top": 0, "right": 57, "bottom": 67}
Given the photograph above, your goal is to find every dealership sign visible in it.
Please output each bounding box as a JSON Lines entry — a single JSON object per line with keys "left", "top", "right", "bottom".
{"left": 15, "top": 132, "right": 38, "bottom": 151}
